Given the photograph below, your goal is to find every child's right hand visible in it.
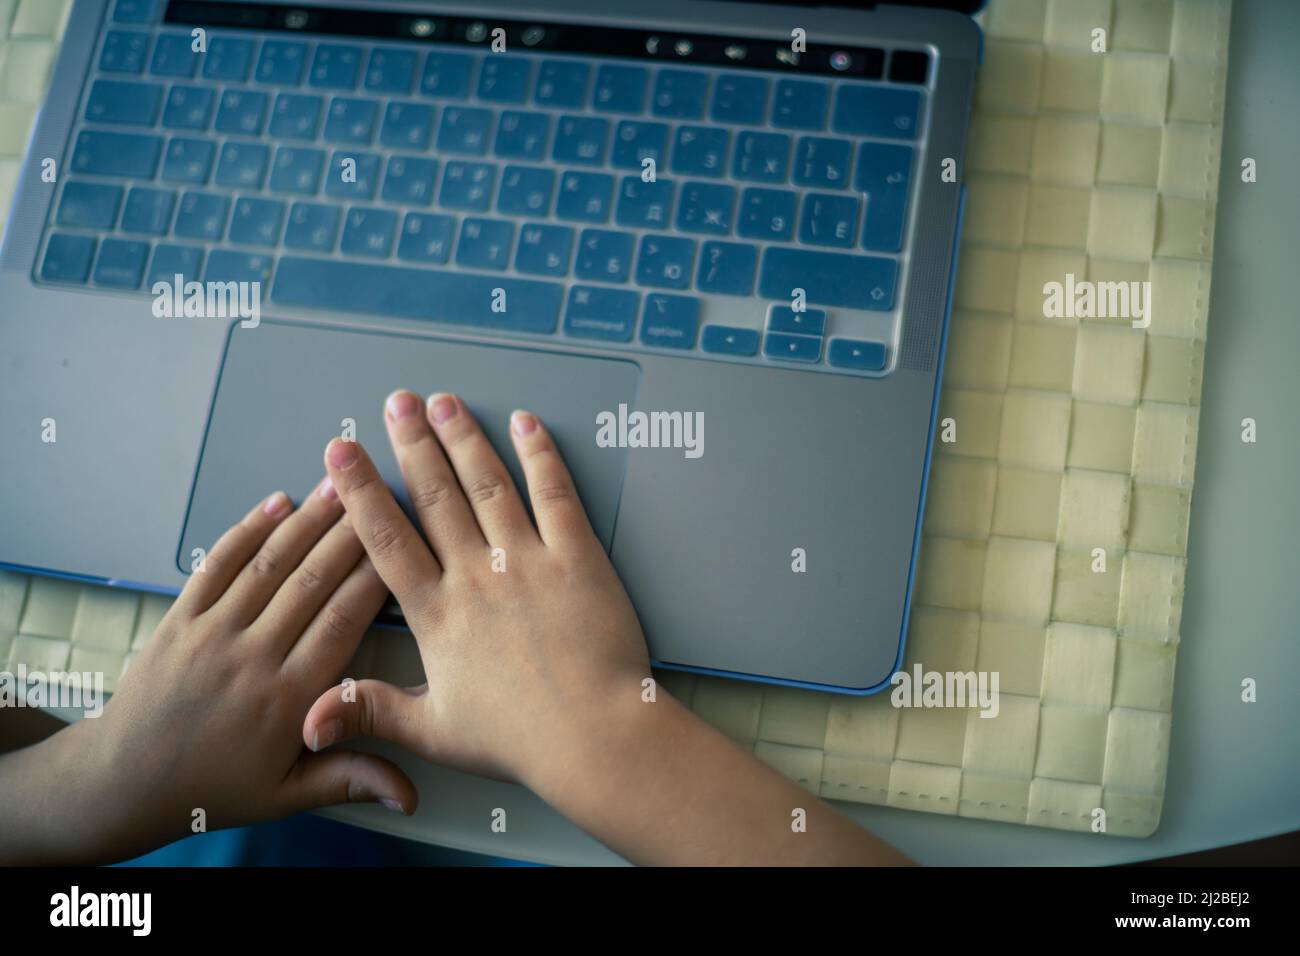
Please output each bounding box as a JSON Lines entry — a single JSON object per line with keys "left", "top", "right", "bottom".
{"left": 303, "top": 391, "right": 654, "bottom": 790}
{"left": 306, "top": 391, "right": 912, "bottom": 866}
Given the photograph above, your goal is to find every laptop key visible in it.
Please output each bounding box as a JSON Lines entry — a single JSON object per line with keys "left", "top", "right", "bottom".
{"left": 737, "top": 187, "right": 797, "bottom": 241}
{"left": 285, "top": 202, "right": 341, "bottom": 252}
{"left": 270, "top": 93, "right": 324, "bottom": 139}
{"left": 497, "top": 165, "right": 555, "bottom": 216}
{"left": 640, "top": 293, "right": 700, "bottom": 349}
{"left": 701, "top": 325, "right": 759, "bottom": 356}
{"left": 421, "top": 52, "right": 475, "bottom": 99}
{"left": 733, "top": 131, "right": 790, "bottom": 184}
{"left": 614, "top": 176, "right": 672, "bottom": 230}
{"left": 440, "top": 161, "right": 496, "bottom": 212}
{"left": 42, "top": 235, "right": 97, "bottom": 283}
{"left": 794, "top": 136, "right": 853, "bottom": 189}
{"left": 204, "top": 35, "right": 255, "bottom": 81}
{"left": 772, "top": 79, "right": 828, "bottom": 130}
{"left": 828, "top": 338, "right": 887, "bottom": 371}
{"left": 174, "top": 191, "right": 230, "bottom": 241}
{"left": 380, "top": 102, "right": 435, "bottom": 149}
{"left": 676, "top": 182, "right": 736, "bottom": 236}
{"left": 310, "top": 43, "right": 362, "bottom": 90}
{"left": 382, "top": 156, "right": 437, "bottom": 206}
{"left": 112, "top": 0, "right": 155, "bottom": 24}
{"left": 636, "top": 235, "right": 696, "bottom": 290}
{"left": 536, "top": 61, "right": 590, "bottom": 109}
{"left": 833, "top": 85, "right": 921, "bottom": 140}
{"left": 273, "top": 257, "right": 564, "bottom": 334}
{"left": 71, "top": 130, "right": 161, "bottom": 178}
{"left": 437, "top": 107, "right": 491, "bottom": 155}
{"left": 564, "top": 286, "right": 639, "bottom": 342}
{"left": 764, "top": 331, "right": 822, "bottom": 362}
{"left": 215, "top": 142, "right": 270, "bottom": 189}
{"left": 516, "top": 223, "right": 575, "bottom": 277}
{"left": 205, "top": 249, "right": 274, "bottom": 286}
{"left": 553, "top": 116, "right": 610, "bottom": 166}
{"left": 87, "top": 79, "right": 162, "bottom": 125}
{"left": 697, "top": 241, "right": 758, "bottom": 296}
{"left": 341, "top": 207, "right": 398, "bottom": 258}
{"left": 230, "top": 197, "right": 286, "bottom": 247}
{"left": 575, "top": 229, "right": 634, "bottom": 283}
{"left": 366, "top": 48, "right": 418, "bottom": 94}
{"left": 556, "top": 172, "right": 614, "bottom": 223}
{"left": 163, "top": 137, "right": 215, "bottom": 184}
{"left": 711, "top": 74, "right": 769, "bottom": 125}
{"left": 256, "top": 40, "right": 308, "bottom": 85}
{"left": 672, "top": 126, "right": 729, "bottom": 178}
{"left": 324, "top": 97, "right": 378, "bottom": 144}
{"left": 799, "top": 192, "right": 860, "bottom": 248}
{"left": 652, "top": 70, "right": 708, "bottom": 120}
{"left": 478, "top": 56, "right": 532, "bottom": 104}
{"left": 101, "top": 31, "right": 149, "bottom": 74}
{"left": 855, "top": 141, "right": 913, "bottom": 252}
{"left": 58, "top": 182, "right": 123, "bottom": 229}
{"left": 121, "top": 186, "right": 177, "bottom": 235}
{"left": 769, "top": 305, "right": 826, "bottom": 336}
{"left": 612, "top": 120, "right": 669, "bottom": 170}
{"left": 93, "top": 238, "right": 149, "bottom": 288}
{"left": 764, "top": 306, "right": 826, "bottom": 340}
{"left": 456, "top": 218, "right": 514, "bottom": 271}
{"left": 397, "top": 212, "right": 455, "bottom": 264}
{"left": 759, "top": 247, "right": 896, "bottom": 310}
{"left": 270, "top": 146, "right": 325, "bottom": 194}
{"left": 161, "top": 85, "right": 213, "bottom": 129}
{"left": 324, "top": 150, "right": 380, "bottom": 199}
{"left": 215, "top": 90, "right": 268, "bottom": 135}
{"left": 592, "top": 64, "right": 648, "bottom": 114}
{"left": 147, "top": 243, "right": 204, "bottom": 286}
{"left": 150, "top": 33, "right": 199, "bottom": 77}
{"left": 494, "top": 111, "right": 550, "bottom": 161}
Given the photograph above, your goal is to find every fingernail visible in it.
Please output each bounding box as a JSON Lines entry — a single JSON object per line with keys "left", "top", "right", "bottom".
{"left": 386, "top": 390, "right": 420, "bottom": 421}
{"left": 311, "top": 718, "right": 343, "bottom": 752}
{"left": 511, "top": 410, "right": 538, "bottom": 436}
{"left": 326, "top": 438, "right": 358, "bottom": 470}
{"left": 380, "top": 798, "right": 406, "bottom": 814}
{"left": 318, "top": 476, "right": 337, "bottom": 500}
{"left": 428, "top": 393, "right": 458, "bottom": 424}
{"left": 262, "top": 491, "right": 291, "bottom": 517}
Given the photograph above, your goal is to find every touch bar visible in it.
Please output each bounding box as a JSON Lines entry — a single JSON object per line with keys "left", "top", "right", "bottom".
{"left": 165, "top": 1, "right": 890, "bottom": 79}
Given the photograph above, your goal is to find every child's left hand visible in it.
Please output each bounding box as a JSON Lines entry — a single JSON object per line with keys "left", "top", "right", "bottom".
{"left": 1, "top": 480, "right": 415, "bottom": 865}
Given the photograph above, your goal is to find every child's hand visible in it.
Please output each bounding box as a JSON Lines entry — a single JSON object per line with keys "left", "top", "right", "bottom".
{"left": 3, "top": 484, "right": 417, "bottom": 864}
{"left": 304, "top": 392, "right": 652, "bottom": 788}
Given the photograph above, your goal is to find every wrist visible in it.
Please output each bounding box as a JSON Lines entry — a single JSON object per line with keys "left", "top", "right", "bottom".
{"left": 521, "top": 675, "right": 694, "bottom": 820}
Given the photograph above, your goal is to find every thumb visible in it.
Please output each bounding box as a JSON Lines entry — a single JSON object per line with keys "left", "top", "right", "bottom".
{"left": 284, "top": 749, "right": 419, "bottom": 816}
{"left": 303, "top": 678, "right": 430, "bottom": 756}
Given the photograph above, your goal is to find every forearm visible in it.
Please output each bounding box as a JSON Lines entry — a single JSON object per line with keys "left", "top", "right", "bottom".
{"left": 0, "top": 717, "right": 132, "bottom": 866}
{"left": 531, "top": 692, "right": 913, "bottom": 866}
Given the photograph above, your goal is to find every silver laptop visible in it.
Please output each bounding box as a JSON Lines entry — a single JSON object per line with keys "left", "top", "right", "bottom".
{"left": 0, "top": 0, "right": 979, "bottom": 693}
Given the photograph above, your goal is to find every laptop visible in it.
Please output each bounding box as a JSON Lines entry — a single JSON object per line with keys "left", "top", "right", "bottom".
{"left": 0, "top": 0, "right": 979, "bottom": 694}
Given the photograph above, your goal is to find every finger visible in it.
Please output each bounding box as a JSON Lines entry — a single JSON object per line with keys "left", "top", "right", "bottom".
{"left": 508, "top": 410, "right": 599, "bottom": 550}
{"left": 252, "top": 502, "right": 367, "bottom": 657}
{"left": 174, "top": 491, "right": 294, "bottom": 616}
{"left": 282, "top": 749, "right": 418, "bottom": 817}
{"left": 282, "top": 555, "right": 389, "bottom": 677}
{"left": 384, "top": 389, "right": 484, "bottom": 563}
{"left": 217, "top": 477, "right": 344, "bottom": 626}
{"left": 303, "top": 679, "right": 431, "bottom": 761}
{"left": 324, "top": 438, "right": 440, "bottom": 618}
{"left": 426, "top": 393, "right": 534, "bottom": 548}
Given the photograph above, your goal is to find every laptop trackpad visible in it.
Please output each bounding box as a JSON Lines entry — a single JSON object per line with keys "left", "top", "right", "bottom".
{"left": 178, "top": 321, "right": 639, "bottom": 572}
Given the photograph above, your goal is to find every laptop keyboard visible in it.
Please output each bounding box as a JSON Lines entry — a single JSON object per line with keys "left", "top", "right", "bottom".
{"left": 36, "top": 1, "right": 929, "bottom": 377}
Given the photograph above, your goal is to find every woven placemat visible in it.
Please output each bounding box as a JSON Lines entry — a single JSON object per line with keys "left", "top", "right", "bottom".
{"left": 0, "top": 0, "right": 1231, "bottom": 837}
